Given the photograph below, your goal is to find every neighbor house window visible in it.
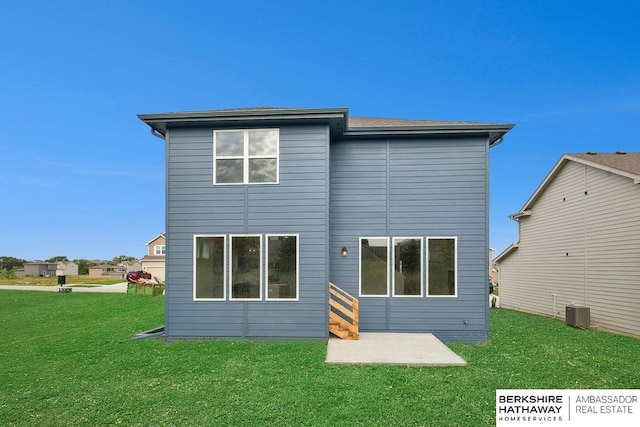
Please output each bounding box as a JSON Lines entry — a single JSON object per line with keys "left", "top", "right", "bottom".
{"left": 392, "top": 237, "right": 423, "bottom": 297}
{"left": 154, "top": 245, "right": 165, "bottom": 255}
{"left": 359, "top": 237, "right": 389, "bottom": 296}
{"left": 266, "top": 235, "right": 298, "bottom": 300}
{"left": 194, "top": 235, "right": 226, "bottom": 300}
{"left": 230, "top": 235, "right": 262, "bottom": 300}
{"left": 214, "top": 129, "right": 279, "bottom": 184}
{"left": 427, "top": 237, "right": 457, "bottom": 297}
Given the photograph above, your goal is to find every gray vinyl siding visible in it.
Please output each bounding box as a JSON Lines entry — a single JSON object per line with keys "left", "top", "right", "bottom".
{"left": 499, "top": 160, "right": 640, "bottom": 338}
{"left": 329, "top": 137, "right": 490, "bottom": 343}
{"left": 165, "top": 125, "right": 330, "bottom": 338}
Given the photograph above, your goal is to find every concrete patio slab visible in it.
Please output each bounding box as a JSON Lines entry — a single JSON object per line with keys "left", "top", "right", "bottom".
{"left": 326, "top": 332, "right": 467, "bottom": 367}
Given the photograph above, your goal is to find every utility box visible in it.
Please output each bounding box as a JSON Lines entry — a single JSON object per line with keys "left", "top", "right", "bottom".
{"left": 566, "top": 306, "right": 590, "bottom": 328}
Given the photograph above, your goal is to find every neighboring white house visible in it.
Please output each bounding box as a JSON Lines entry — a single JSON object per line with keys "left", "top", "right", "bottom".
{"left": 88, "top": 264, "right": 126, "bottom": 278}
{"left": 120, "top": 260, "right": 142, "bottom": 273}
{"left": 56, "top": 260, "right": 78, "bottom": 276}
{"left": 495, "top": 152, "right": 640, "bottom": 338}
{"left": 140, "top": 233, "right": 165, "bottom": 282}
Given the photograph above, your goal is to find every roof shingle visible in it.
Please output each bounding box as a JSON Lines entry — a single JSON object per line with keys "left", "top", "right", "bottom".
{"left": 568, "top": 152, "right": 640, "bottom": 176}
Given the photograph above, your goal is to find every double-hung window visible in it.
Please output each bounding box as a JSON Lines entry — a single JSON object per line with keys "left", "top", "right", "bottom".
{"left": 214, "top": 129, "right": 279, "bottom": 184}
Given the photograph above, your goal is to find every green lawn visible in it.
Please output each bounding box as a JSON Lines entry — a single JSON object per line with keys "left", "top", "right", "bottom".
{"left": 0, "top": 291, "right": 638, "bottom": 426}
{"left": 0, "top": 275, "right": 124, "bottom": 286}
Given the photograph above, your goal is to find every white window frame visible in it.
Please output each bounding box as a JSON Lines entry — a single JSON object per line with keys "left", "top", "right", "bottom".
{"left": 229, "top": 234, "right": 263, "bottom": 301}
{"left": 359, "top": 237, "right": 390, "bottom": 297}
{"left": 392, "top": 237, "right": 424, "bottom": 298}
{"left": 193, "top": 234, "right": 226, "bottom": 301}
{"left": 265, "top": 234, "right": 299, "bottom": 302}
{"left": 154, "top": 245, "right": 165, "bottom": 255}
{"left": 213, "top": 129, "right": 279, "bottom": 185}
{"left": 426, "top": 236, "right": 458, "bottom": 298}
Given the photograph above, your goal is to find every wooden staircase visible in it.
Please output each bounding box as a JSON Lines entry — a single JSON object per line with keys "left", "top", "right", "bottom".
{"left": 328, "top": 282, "right": 359, "bottom": 340}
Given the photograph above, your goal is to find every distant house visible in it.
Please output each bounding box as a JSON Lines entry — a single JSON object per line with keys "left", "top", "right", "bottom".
{"left": 56, "top": 260, "right": 78, "bottom": 276}
{"left": 140, "top": 233, "right": 165, "bottom": 282}
{"left": 17, "top": 262, "right": 57, "bottom": 277}
{"left": 120, "top": 260, "right": 142, "bottom": 273}
{"left": 139, "top": 107, "right": 513, "bottom": 343}
{"left": 495, "top": 152, "right": 640, "bottom": 338}
{"left": 88, "top": 264, "right": 126, "bottom": 279}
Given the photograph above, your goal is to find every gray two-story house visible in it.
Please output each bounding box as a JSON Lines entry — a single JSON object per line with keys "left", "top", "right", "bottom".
{"left": 139, "top": 107, "right": 513, "bottom": 343}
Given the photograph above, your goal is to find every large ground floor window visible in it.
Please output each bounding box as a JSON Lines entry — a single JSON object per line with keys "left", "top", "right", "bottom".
{"left": 266, "top": 235, "right": 298, "bottom": 300}
{"left": 359, "top": 236, "right": 457, "bottom": 298}
{"left": 359, "top": 237, "right": 389, "bottom": 296}
{"left": 427, "top": 237, "right": 457, "bottom": 297}
{"left": 194, "top": 235, "right": 226, "bottom": 300}
{"left": 193, "top": 234, "right": 298, "bottom": 301}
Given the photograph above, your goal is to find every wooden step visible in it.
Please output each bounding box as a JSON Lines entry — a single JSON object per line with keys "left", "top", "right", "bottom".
{"left": 329, "top": 325, "right": 357, "bottom": 340}
{"left": 328, "top": 282, "right": 359, "bottom": 340}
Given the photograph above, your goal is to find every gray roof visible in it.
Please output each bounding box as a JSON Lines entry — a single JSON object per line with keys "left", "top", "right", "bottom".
{"left": 568, "top": 152, "right": 640, "bottom": 176}
{"left": 348, "top": 116, "right": 498, "bottom": 128}
{"left": 138, "top": 107, "right": 514, "bottom": 145}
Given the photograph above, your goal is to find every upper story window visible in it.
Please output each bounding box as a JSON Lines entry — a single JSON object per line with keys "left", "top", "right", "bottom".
{"left": 154, "top": 245, "right": 165, "bottom": 255}
{"left": 214, "top": 129, "right": 279, "bottom": 184}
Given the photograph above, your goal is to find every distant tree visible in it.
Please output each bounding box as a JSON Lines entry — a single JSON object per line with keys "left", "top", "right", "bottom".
{"left": 45, "top": 256, "right": 69, "bottom": 263}
{"left": 0, "top": 256, "right": 27, "bottom": 271}
{"left": 111, "top": 255, "right": 136, "bottom": 265}
{"left": 73, "top": 259, "right": 98, "bottom": 275}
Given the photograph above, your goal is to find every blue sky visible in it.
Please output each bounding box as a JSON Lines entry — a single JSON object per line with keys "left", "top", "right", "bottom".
{"left": 1, "top": 0, "right": 639, "bottom": 261}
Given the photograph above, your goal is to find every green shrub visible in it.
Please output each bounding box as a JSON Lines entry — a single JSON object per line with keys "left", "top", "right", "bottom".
{"left": 0, "top": 269, "right": 16, "bottom": 279}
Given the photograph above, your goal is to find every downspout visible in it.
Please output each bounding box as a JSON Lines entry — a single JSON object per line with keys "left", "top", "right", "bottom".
{"left": 151, "top": 128, "right": 166, "bottom": 140}
{"left": 490, "top": 136, "right": 504, "bottom": 148}
{"left": 584, "top": 165, "right": 588, "bottom": 306}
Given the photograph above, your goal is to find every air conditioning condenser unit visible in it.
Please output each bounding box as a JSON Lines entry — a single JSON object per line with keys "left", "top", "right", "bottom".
{"left": 566, "top": 306, "right": 590, "bottom": 328}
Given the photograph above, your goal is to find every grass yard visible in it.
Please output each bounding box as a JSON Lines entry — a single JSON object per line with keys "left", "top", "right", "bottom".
{"left": 0, "top": 291, "right": 638, "bottom": 426}
{"left": 0, "top": 275, "right": 123, "bottom": 286}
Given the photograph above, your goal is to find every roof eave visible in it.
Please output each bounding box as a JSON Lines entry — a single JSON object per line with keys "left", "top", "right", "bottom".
{"left": 343, "top": 124, "right": 513, "bottom": 144}
{"left": 493, "top": 243, "right": 519, "bottom": 263}
{"left": 138, "top": 108, "right": 349, "bottom": 136}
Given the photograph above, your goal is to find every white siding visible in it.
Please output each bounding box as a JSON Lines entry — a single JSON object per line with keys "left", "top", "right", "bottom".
{"left": 499, "top": 160, "right": 640, "bottom": 337}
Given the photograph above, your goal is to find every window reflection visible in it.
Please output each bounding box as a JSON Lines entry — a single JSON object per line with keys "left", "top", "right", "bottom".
{"left": 231, "top": 236, "right": 261, "bottom": 299}
{"left": 267, "top": 235, "right": 297, "bottom": 299}
{"left": 428, "top": 238, "right": 456, "bottom": 296}
{"left": 360, "top": 238, "right": 388, "bottom": 296}
{"left": 394, "top": 238, "right": 422, "bottom": 296}
{"left": 195, "top": 236, "right": 225, "bottom": 299}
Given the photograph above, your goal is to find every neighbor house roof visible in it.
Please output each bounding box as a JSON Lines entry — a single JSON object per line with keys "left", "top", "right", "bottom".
{"left": 509, "top": 152, "right": 640, "bottom": 220}
{"left": 140, "top": 255, "right": 165, "bottom": 261}
{"left": 146, "top": 232, "right": 166, "bottom": 246}
{"left": 138, "top": 107, "right": 514, "bottom": 146}
{"left": 493, "top": 243, "right": 519, "bottom": 264}
{"left": 568, "top": 152, "right": 640, "bottom": 178}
